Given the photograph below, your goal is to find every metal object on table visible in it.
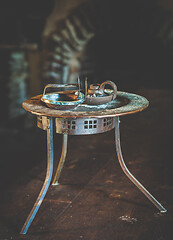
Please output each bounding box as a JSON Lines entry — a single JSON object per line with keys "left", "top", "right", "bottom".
{"left": 85, "top": 77, "right": 88, "bottom": 100}
{"left": 41, "top": 83, "right": 85, "bottom": 110}
{"left": 85, "top": 80, "right": 117, "bottom": 105}
{"left": 20, "top": 91, "right": 167, "bottom": 234}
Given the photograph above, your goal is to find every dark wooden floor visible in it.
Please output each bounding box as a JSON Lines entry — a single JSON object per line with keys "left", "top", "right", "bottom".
{"left": 0, "top": 88, "right": 173, "bottom": 240}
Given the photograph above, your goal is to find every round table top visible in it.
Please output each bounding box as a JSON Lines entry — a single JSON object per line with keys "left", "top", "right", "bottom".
{"left": 22, "top": 91, "right": 149, "bottom": 118}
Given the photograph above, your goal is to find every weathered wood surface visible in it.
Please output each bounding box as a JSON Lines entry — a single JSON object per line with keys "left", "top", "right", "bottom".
{"left": 0, "top": 88, "right": 172, "bottom": 240}
{"left": 22, "top": 91, "right": 149, "bottom": 118}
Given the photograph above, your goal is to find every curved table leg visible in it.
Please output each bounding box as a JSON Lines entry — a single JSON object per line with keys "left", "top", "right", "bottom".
{"left": 52, "top": 133, "right": 68, "bottom": 186}
{"left": 20, "top": 118, "right": 54, "bottom": 234}
{"left": 115, "top": 117, "right": 167, "bottom": 213}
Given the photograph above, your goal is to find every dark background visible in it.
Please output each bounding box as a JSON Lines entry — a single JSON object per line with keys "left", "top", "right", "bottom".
{"left": 0, "top": 0, "right": 173, "bottom": 239}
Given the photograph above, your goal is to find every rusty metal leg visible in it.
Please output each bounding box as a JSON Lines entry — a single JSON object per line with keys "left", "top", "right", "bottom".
{"left": 20, "top": 118, "right": 54, "bottom": 234}
{"left": 114, "top": 117, "right": 167, "bottom": 213}
{"left": 52, "top": 133, "right": 68, "bottom": 186}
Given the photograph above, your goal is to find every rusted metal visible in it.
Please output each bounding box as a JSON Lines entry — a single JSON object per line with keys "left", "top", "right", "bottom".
{"left": 37, "top": 115, "right": 49, "bottom": 130}
{"left": 37, "top": 115, "right": 115, "bottom": 135}
{"left": 55, "top": 117, "right": 115, "bottom": 135}
{"left": 20, "top": 118, "right": 54, "bottom": 234}
{"left": 21, "top": 91, "right": 167, "bottom": 235}
{"left": 41, "top": 83, "right": 85, "bottom": 110}
{"left": 85, "top": 77, "right": 88, "bottom": 100}
{"left": 114, "top": 116, "right": 167, "bottom": 213}
{"left": 85, "top": 81, "right": 117, "bottom": 105}
{"left": 22, "top": 91, "right": 149, "bottom": 118}
{"left": 52, "top": 133, "right": 68, "bottom": 185}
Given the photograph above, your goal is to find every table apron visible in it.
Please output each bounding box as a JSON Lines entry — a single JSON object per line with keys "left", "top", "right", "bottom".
{"left": 37, "top": 116, "right": 115, "bottom": 135}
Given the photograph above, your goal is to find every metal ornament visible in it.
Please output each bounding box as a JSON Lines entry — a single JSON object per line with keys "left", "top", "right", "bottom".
{"left": 85, "top": 80, "right": 117, "bottom": 105}
{"left": 41, "top": 83, "right": 85, "bottom": 110}
{"left": 55, "top": 117, "right": 115, "bottom": 135}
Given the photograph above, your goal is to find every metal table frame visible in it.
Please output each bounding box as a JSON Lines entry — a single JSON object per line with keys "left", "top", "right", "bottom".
{"left": 20, "top": 93, "right": 167, "bottom": 234}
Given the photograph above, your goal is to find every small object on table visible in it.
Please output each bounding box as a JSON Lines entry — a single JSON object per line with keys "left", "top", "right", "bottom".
{"left": 41, "top": 82, "right": 85, "bottom": 110}
{"left": 85, "top": 80, "right": 117, "bottom": 105}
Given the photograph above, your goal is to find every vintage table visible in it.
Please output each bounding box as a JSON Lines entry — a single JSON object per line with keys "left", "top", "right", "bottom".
{"left": 20, "top": 91, "right": 167, "bottom": 234}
